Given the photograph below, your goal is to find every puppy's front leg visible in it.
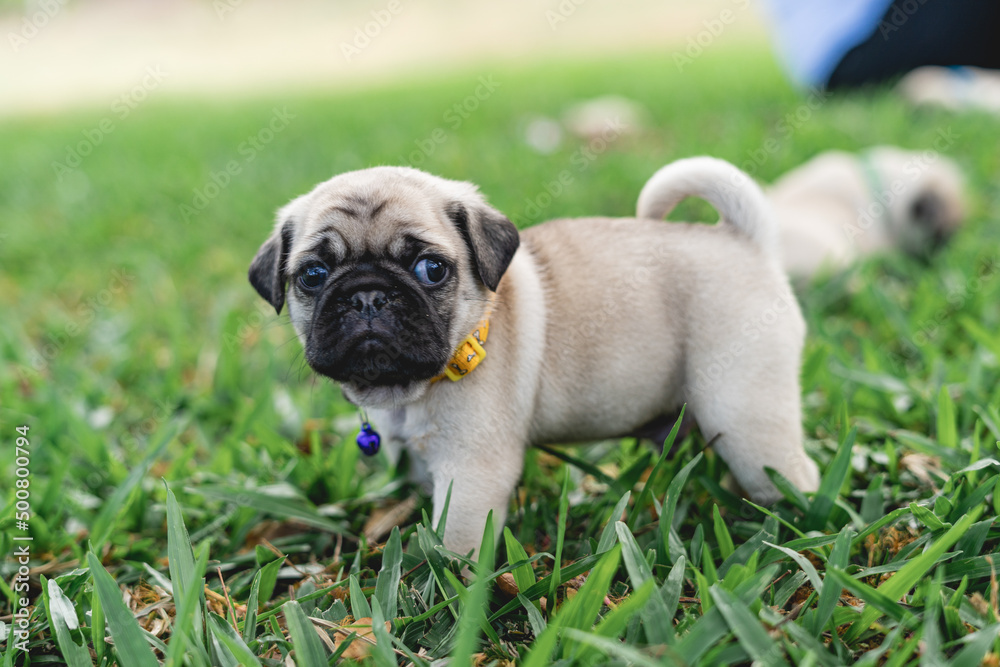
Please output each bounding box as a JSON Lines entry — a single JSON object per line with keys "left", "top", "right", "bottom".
{"left": 426, "top": 436, "right": 525, "bottom": 559}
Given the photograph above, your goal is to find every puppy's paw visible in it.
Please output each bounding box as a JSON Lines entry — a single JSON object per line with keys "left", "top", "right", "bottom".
{"left": 725, "top": 454, "right": 821, "bottom": 505}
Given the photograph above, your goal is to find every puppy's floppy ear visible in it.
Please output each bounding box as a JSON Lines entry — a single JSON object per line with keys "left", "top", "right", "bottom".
{"left": 249, "top": 219, "right": 294, "bottom": 314}
{"left": 448, "top": 202, "right": 520, "bottom": 291}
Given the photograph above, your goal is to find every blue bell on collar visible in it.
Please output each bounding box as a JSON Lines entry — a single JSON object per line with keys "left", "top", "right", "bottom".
{"left": 356, "top": 410, "right": 381, "bottom": 456}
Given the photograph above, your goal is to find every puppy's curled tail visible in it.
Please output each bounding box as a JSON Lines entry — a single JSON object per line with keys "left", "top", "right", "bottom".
{"left": 636, "top": 156, "right": 778, "bottom": 256}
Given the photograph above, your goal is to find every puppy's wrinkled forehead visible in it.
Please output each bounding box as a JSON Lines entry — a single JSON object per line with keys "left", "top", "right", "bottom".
{"left": 291, "top": 169, "right": 462, "bottom": 264}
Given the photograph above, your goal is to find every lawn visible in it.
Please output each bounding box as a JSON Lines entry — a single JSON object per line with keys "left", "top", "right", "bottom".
{"left": 2, "top": 45, "right": 1000, "bottom": 665}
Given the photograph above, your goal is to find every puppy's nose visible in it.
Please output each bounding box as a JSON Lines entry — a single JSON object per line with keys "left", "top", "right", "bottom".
{"left": 350, "top": 290, "right": 388, "bottom": 320}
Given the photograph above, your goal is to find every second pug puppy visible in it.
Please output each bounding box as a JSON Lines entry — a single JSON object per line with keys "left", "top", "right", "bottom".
{"left": 768, "top": 146, "right": 967, "bottom": 280}
{"left": 249, "top": 157, "right": 820, "bottom": 557}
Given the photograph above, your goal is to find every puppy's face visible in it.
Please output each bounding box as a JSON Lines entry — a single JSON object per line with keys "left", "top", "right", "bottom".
{"left": 870, "top": 147, "right": 967, "bottom": 255}
{"left": 248, "top": 167, "right": 519, "bottom": 408}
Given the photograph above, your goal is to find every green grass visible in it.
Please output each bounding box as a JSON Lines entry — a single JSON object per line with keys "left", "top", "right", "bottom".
{"left": 2, "top": 46, "right": 1000, "bottom": 665}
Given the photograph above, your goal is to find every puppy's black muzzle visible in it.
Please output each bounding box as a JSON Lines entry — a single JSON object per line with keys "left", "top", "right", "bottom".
{"left": 304, "top": 272, "right": 450, "bottom": 387}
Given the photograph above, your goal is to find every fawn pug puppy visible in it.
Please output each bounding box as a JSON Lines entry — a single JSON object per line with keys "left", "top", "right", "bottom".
{"left": 249, "top": 158, "right": 819, "bottom": 556}
{"left": 769, "top": 146, "right": 967, "bottom": 280}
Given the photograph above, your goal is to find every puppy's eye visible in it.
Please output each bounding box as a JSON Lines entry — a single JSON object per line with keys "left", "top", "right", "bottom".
{"left": 413, "top": 258, "right": 447, "bottom": 285}
{"left": 299, "top": 265, "right": 329, "bottom": 290}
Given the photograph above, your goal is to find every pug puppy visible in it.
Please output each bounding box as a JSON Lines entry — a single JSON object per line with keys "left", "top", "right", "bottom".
{"left": 768, "top": 146, "right": 967, "bottom": 280}
{"left": 249, "top": 157, "right": 820, "bottom": 557}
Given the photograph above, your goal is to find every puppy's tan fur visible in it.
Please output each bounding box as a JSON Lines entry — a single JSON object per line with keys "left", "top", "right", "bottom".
{"left": 767, "top": 147, "right": 966, "bottom": 280}
{"left": 252, "top": 158, "right": 820, "bottom": 556}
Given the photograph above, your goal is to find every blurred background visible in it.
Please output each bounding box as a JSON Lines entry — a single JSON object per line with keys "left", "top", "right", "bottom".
{"left": 1, "top": 0, "right": 765, "bottom": 114}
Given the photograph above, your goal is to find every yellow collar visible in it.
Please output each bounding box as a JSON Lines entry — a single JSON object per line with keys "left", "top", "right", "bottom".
{"left": 430, "top": 313, "right": 491, "bottom": 383}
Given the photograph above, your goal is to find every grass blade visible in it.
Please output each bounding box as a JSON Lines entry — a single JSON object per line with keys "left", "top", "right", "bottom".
{"left": 283, "top": 601, "right": 327, "bottom": 667}
{"left": 90, "top": 571, "right": 106, "bottom": 664}
{"left": 662, "top": 555, "right": 686, "bottom": 627}
{"left": 548, "top": 467, "right": 571, "bottom": 608}
{"left": 659, "top": 453, "right": 703, "bottom": 564}
{"left": 593, "top": 579, "right": 655, "bottom": 640}
{"left": 208, "top": 613, "right": 262, "bottom": 667}
{"left": 763, "top": 542, "right": 824, "bottom": 594}
{"left": 90, "top": 418, "right": 181, "bottom": 551}
{"left": 615, "top": 521, "right": 653, "bottom": 587}
{"left": 520, "top": 546, "right": 623, "bottom": 665}
{"left": 937, "top": 386, "right": 958, "bottom": 448}
{"left": 520, "top": 617, "right": 561, "bottom": 667}
{"left": 349, "top": 574, "right": 372, "bottom": 620}
{"left": 812, "top": 525, "right": 853, "bottom": 634}
{"left": 674, "top": 607, "right": 729, "bottom": 663}
{"left": 719, "top": 515, "right": 777, "bottom": 578}
{"left": 628, "top": 407, "right": 687, "bottom": 527}
{"left": 596, "top": 491, "right": 631, "bottom": 554}
{"left": 166, "top": 542, "right": 211, "bottom": 666}
{"left": 373, "top": 526, "right": 403, "bottom": 619}
{"left": 561, "top": 628, "right": 667, "bottom": 667}
{"left": 369, "top": 599, "right": 400, "bottom": 667}
{"left": 709, "top": 586, "right": 783, "bottom": 665}
{"left": 825, "top": 567, "right": 910, "bottom": 623}
{"left": 41, "top": 576, "right": 91, "bottom": 667}
{"left": 450, "top": 511, "right": 496, "bottom": 662}
{"left": 504, "top": 526, "right": 537, "bottom": 597}
{"left": 190, "top": 485, "right": 348, "bottom": 533}
{"left": 165, "top": 481, "right": 197, "bottom": 587}
{"left": 805, "top": 426, "right": 856, "bottom": 530}
{"left": 241, "top": 567, "right": 263, "bottom": 644}
{"left": 615, "top": 521, "right": 673, "bottom": 645}
{"left": 164, "top": 483, "right": 206, "bottom": 664}
{"left": 951, "top": 623, "right": 1000, "bottom": 667}
{"left": 712, "top": 505, "right": 735, "bottom": 561}
{"left": 518, "top": 593, "right": 547, "bottom": 636}
{"left": 86, "top": 552, "right": 158, "bottom": 667}
{"left": 674, "top": 567, "right": 777, "bottom": 664}
{"left": 563, "top": 545, "right": 622, "bottom": 633}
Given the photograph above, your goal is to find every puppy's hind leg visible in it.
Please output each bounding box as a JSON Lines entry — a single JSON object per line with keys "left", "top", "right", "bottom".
{"left": 686, "top": 357, "right": 819, "bottom": 504}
